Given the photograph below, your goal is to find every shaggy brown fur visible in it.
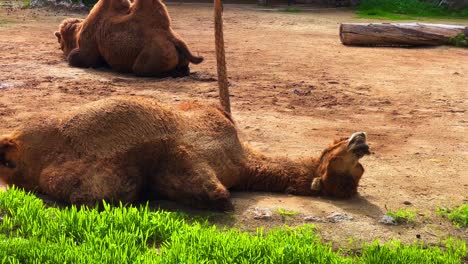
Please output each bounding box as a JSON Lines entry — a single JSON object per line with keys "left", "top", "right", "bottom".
{"left": 0, "top": 97, "right": 370, "bottom": 211}
{"left": 54, "top": 0, "right": 203, "bottom": 77}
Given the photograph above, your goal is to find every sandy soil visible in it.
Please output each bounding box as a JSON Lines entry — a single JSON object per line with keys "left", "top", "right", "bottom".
{"left": 0, "top": 4, "right": 467, "bottom": 248}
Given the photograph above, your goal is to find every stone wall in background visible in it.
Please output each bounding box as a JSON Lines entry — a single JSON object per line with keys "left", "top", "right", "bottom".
{"left": 29, "top": 0, "right": 86, "bottom": 9}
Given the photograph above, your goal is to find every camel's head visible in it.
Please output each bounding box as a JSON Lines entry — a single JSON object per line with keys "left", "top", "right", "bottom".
{"left": 0, "top": 135, "right": 21, "bottom": 188}
{"left": 54, "top": 18, "right": 83, "bottom": 56}
{"left": 311, "top": 132, "right": 370, "bottom": 198}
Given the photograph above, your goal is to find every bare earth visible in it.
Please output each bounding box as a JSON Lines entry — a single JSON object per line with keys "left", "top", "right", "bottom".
{"left": 0, "top": 4, "right": 467, "bottom": 248}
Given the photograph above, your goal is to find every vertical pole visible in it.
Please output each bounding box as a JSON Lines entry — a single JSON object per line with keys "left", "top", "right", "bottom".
{"left": 214, "top": 0, "right": 231, "bottom": 114}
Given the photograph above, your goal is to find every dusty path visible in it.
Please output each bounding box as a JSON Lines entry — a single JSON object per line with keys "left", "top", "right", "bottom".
{"left": 0, "top": 5, "right": 467, "bottom": 247}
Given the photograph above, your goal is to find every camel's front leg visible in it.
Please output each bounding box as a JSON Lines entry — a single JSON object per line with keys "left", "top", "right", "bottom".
{"left": 152, "top": 166, "right": 234, "bottom": 211}
{"left": 68, "top": 47, "right": 106, "bottom": 68}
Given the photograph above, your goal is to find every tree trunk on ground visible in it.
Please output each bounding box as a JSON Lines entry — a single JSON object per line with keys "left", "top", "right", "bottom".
{"left": 340, "top": 23, "right": 468, "bottom": 46}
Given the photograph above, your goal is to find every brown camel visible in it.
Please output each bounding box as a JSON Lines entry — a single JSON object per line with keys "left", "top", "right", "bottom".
{"left": 0, "top": 97, "right": 370, "bottom": 211}
{"left": 54, "top": 0, "right": 203, "bottom": 77}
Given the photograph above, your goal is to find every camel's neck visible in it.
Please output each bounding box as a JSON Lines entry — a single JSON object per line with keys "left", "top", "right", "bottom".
{"left": 238, "top": 146, "right": 319, "bottom": 196}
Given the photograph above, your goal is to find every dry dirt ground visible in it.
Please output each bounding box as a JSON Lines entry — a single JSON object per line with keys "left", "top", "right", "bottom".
{"left": 0, "top": 4, "right": 467, "bottom": 248}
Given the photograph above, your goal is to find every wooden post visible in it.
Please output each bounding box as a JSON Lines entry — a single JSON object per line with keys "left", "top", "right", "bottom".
{"left": 214, "top": 0, "right": 231, "bottom": 114}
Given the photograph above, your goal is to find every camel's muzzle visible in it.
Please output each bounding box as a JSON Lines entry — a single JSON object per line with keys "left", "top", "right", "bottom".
{"left": 348, "top": 132, "right": 370, "bottom": 158}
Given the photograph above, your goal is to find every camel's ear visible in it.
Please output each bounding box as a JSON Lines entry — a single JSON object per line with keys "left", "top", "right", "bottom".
{"left": 311, "top": 177, "right": 322, "bottom": 191}
{"left": 0, "top": 136, "right": 16, "bottom": 150}
{"left": 54, "top": 31, "right": 61, "bottom": 43}
{"left": 0, "top": 136, "right": 18, "bottom": 169}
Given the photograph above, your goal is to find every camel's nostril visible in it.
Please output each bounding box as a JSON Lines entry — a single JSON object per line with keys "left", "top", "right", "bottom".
{"left": 353, "top": 144, "right": 370, "bottom": 158}
{"left": 355, "top": 138, "right": 365, "bottom": 144}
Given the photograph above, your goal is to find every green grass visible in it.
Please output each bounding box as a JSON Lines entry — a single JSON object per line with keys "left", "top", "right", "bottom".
{"left": 0, "top": 20, "right": 15, "bottom": 27}
{"left": 357, "top": 0, "right": 468, "bottom": 20}
{"left": 277, "top": 208, "right": 298, "bottom": 217}
{"left": 277, "top": 208, "right": 298, "bottom": 222}
{"left": 386, "top": 208, "right": 417, "bottom": 224}
{"left": 438, "top": 204, "right": 468, "bottom": 228}
{"left": 21, "top": 0, "right": 31, "bottom": 8}
{"left": 81, "top": 0, "right": 98, "bottom": 8}
{"left": 449, "top": 33, "right": 468, "bottom": 47}
{"left": 0, "top": 187, "right": 466, "bottom": 263}
{"left": 282, "top": 7, "right": 302, "bottom": 13}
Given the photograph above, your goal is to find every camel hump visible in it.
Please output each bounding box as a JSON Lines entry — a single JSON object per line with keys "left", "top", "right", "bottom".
{"left": 58, "top": 97, "right": 179, "bottom": 157}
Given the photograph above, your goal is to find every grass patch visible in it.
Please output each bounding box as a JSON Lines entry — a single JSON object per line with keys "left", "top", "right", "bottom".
{"left": 0, "top": 20, "right": 15, "bottom": 27}
{"left": 438, "top": 204, "right": 468, "bottom": 228}
{"left": 386, "top": 208, "right": 417, "bottom": 224}
{"left": 21, "top": 0, "right": 31, "bottom": 8}
{"left": 357, "top": 0, "right": 468, "bottom": 20}
{"left": 277, "top": 208, "right": 298, "bottom": 217}
{"left": 282, "top": 7, "right": 302, "bottom": 13}
{"left": 449, "top": 33, "right": 468, "bottom": 47}
{"left": 80, "top": 0, "right": 98, "bottom": 8}
{"left": 277, "top": 208, "right": 298, "bottom": 221}
{"left": 0, "top": 187, "right": 466, "bottom": 263}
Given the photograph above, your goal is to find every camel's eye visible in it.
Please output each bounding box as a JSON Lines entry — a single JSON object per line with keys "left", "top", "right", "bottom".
{"left": 0, "top": 153, "right": 16, "bottom": 169}
{"left": 5, "top": 161, "right": 16, "bottom": 169}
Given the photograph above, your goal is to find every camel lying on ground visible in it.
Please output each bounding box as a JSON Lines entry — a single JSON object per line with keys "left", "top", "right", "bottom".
{"left": 54, "top": 0, "right": 203, "bottom": 77}
{"left": 0, "top": 97, "right": 370, "bottom": 211}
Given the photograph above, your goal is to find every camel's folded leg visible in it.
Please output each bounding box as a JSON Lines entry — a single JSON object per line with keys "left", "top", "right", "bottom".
{"left": 68, "top": 47, "right": 106, "bottom": 69}
{"left": 38, "top": 160, "right": 142, "bottom": 206}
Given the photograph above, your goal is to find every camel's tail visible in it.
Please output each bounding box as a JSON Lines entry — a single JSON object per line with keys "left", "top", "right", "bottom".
{"left": 214, "top": 0, "right": 230, "bottom": 114}
{"left": 172, "top": 37, "right": 204, "bottom": 65}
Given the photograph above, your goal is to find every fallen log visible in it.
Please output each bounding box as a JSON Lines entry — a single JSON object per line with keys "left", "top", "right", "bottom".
{"left": 340, "top": 23, "right": 468, "bottom": 46}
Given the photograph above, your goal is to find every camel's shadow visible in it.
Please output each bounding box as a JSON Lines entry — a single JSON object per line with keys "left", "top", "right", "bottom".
{"left": 319, "top": 194, "right": 384, "bottom": 218}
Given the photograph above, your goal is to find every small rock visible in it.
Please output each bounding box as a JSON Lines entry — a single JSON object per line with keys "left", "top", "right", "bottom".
{"left": 292, "top": 89, "right": 311, "bottom": 96}
{"left": 326, "top": 212, "right": 353, "bottom": 223}
{"left": 250, "top": 207, "right": 272, "bottom": 220}
{"left": 303, "top": 216, "right": 325, "bottom": 222}
{"left": 0, "top": 83, "right": 13, "bottom": 89}
{"left": 379, "top": 215, "right": 397, "bottom": 225}
{"left": 403, "top": 201, "right": 412, "bottom": 205}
